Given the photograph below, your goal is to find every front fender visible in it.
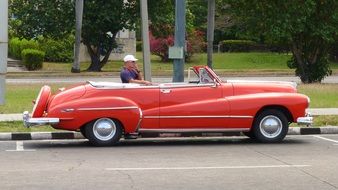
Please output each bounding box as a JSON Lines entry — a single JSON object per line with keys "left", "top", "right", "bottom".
{"left": 227, "top": 93, "right": 309, "bottom": 124}
{"left": 47, "top": 96, "right": 141, "bottom": 133}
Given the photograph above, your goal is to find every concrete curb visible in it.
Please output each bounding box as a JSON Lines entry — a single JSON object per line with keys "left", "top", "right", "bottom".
{"left": 0, "top": 127, "right": 338, "bottom": 141}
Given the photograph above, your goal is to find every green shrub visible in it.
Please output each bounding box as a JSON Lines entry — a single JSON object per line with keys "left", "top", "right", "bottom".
{"left": 221, "top": 40, "right": 257, "bottom": 52}
{"left": 20, "top": 39, "right": 39, "bottom": 52}
{"left": 136, "top": 41, "right": 143, "bottom": 52}
{"left": 38, "top": 35, "right": 74, "bottom": 62}
{"left": 9, "top": 38, "right": 21, "bottom": 58}
{"left": 21, "top": 49, "right": 45, "bottom": 70}
{"left": 9, "top": 38, "right": 40, "bottom": 59}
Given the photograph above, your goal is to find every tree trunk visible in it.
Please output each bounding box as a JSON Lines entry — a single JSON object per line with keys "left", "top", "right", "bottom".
{"left": 291, "top": 41, "right": 309, "bottom": 83}
{"left": 86, "top": 35, "right": 116, "bottom": 72}
{"left": 86, "top": 44, "right": 101, "bottom": 72}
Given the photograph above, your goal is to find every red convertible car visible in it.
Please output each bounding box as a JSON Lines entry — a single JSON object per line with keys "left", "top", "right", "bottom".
{"left": 23, "top": 66, "right": 312, "bottom": 146}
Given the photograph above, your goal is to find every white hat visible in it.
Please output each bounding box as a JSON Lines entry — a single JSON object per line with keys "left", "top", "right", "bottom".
{"left": 123, "top": 54, "right": 138, "bottom": 62}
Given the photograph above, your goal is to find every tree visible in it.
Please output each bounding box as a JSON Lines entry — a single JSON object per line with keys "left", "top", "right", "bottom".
{"left": 9, "top": 0, "right": 74, "bottom": 39}
{"left": 227, "top": 0, "right": 338, "bottom": 83}
{"left": 82, "top": 0, "right": 135, "bottom": 71}
{"left": 10, "top": 0, "right": 137, "bottom": 72}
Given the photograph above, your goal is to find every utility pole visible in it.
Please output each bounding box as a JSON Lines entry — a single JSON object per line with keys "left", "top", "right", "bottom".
{"left": 140, "top": 0, "right": 151, "bottom": 81}
{"left": 72, "top": 0, "right": 83, "bottom": 73}
{"left": 172, "top": 0, "right": 186, "bottom": 82}
{"left": 207, "top": 0, "right": 215, "bottom": 69}
{"left": 0, "top": 0, "right": 8, "bottom": 105}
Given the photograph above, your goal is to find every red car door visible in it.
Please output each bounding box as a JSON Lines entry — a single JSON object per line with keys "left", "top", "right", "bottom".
{"left": 159, "top": 83, "right": 232, "bottom": 129}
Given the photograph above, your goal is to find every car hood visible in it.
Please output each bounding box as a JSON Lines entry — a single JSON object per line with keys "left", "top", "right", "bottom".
{"left": 227, "top": 80, "right": 297, "bottom": 95}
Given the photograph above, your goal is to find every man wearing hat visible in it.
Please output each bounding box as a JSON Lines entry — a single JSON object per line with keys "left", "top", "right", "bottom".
{"left": 120, "top": 54, "right": 151, "bottom": 85}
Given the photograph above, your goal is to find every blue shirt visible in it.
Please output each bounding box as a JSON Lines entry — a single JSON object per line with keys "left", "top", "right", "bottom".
{"left": 120, "top": 67, "right": 139, "bottom": 83}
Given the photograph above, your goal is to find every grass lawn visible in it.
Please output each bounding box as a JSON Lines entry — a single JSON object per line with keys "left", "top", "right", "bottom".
{"left": 0, "top": 121, "right": 56, "bottom": 132}
{"left": 0, "top": 83, "right": 337, "bottom": 132}
{"left": 8, "top": 52, "right": 337, "bottom": 78}
{"left": 297, "top": 84, "right": 338, "bottom": 108}
{"left": 27, "top": 52, "right": 338, "bottom": 76}
{"left": 1, "top": 83, "right": 338, "bottom": 114}
{"left": 0, "top": 84, "right": 65, "bottom": 114}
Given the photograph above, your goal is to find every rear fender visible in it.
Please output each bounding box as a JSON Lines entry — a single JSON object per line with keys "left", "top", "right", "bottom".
{"left": 47, "top": 97, "right": 141, "bottom": 133}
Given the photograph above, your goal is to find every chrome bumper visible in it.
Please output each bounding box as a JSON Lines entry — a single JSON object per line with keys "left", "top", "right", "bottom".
{"left": 297, "top": 113, "right": 313, "bottom": 126}
{"left": 23, "top": 111, "right": 60, "bottom": 128}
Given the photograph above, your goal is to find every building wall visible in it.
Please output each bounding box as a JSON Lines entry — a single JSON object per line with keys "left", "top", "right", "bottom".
{"left": 79, "top": 30, "right": 136, "bottom": 62}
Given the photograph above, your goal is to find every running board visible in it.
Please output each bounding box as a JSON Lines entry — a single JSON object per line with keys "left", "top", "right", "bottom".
{"left": 138, "top": 128, "right": 250, "bottom": 133}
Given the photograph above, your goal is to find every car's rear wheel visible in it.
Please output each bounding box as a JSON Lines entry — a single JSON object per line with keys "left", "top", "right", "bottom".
{"left": 85, "top": 118, "right": 122, "bottom": 146}
{"left": 253, "top": 109, "right": 288, "bottom": 143}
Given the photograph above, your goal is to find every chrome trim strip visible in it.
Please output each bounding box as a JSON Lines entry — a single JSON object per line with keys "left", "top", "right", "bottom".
{"left": 88, "top": 81, "right": 159, "bottom": 89}
{"left": 78, "top": 106, "right": 139, "bottom": 111}
{"left": 159, "top": 83, "right": 215, "bottom": 89}
{"left": 139, "top": 128, "right": 250, "bottom": 133}
{"left": 61, "top": 108, "right": 74, "bottom": 113}
{"left": 144, "top": 115, "right": 253, "bottom": 119}
{"left": 59, "top": 118, "right": 74, "bottom": 121}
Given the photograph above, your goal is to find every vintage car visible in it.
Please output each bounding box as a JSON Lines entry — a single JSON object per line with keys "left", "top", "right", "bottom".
{"left": 23, "top": 66, "right": 312, "bottom": 146}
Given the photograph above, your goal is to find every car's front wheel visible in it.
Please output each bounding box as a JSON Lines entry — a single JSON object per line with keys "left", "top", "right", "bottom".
{"left": 85, "top": 118, "right": 122, "bottom": 146}
{"left": 253, "top": 109, "right": 289, "bottom": 143}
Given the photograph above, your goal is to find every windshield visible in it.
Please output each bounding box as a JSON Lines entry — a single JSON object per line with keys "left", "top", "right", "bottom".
{"left": 188, "top": 67, "right": 223, "bottom": 84}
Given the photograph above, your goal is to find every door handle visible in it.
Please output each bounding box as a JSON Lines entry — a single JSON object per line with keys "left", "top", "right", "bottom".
{"left": 161, "top": 89, "right": 171, "bottom": 94}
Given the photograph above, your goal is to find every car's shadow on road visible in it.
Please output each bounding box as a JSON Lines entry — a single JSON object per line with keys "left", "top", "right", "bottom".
{"left": 27, "top": 136, "right": 310, "bottom": 149}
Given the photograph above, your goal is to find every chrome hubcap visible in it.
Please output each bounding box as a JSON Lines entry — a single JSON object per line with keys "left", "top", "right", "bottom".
{"left": 93, "top": 118, "right": 116, "bottom": 141}
{"left": 259, "top": 115, "right": 283, "bottom": 138}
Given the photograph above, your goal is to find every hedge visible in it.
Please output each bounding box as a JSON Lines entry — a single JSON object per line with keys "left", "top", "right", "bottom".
{"left": 37, "top": 35, "right": 74, "bottom": 62}
{"left": 220, "top": 40, "right": 257, "bottom": 52}
{"left": 21, "top": 49, "right": 45, "bottom": 70}
{"left": 9, "top": 38, "right": 40, "bottom": 59}
{"left": 10, "top": 36, "right": 74, "bottom": 62}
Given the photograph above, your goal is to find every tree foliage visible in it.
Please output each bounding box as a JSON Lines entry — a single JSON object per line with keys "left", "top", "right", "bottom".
{"left": 9, "top": 0, "right": 74, "bottom": 39}
{"left": 10, "top": 0, "right": 137, "bottom": 71}
{"left": 136, "top": 0, "right": 201, "bottom": 38}
{"left": 227, "top": 0, "right": 338, "bottom": 83}
{"left": 82, "top": 0, "right": 135, "bottom": 71}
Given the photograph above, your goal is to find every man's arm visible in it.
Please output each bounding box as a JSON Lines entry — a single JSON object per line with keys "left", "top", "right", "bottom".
{"left": 129, "top": 78, "right": 152, "bottom": 85}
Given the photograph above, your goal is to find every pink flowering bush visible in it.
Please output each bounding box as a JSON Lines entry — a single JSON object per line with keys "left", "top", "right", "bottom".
{"left": 150, "top": 30, "right": 206, "bottom": 62}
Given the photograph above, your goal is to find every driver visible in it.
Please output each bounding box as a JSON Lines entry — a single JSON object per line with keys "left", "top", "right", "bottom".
{"left": 120, "top": 55, "right": 152, "bottom": 85}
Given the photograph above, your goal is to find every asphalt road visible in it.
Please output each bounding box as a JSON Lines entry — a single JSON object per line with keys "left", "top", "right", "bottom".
{"left": 1, "top": 135, "right": 338, "bottom": 190}
{"left": 5, "top": 75, "right": 338, "bottom": 84}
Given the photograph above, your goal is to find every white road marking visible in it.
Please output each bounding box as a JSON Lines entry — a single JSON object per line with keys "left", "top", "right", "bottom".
{"left": 313, "top": 135, "right": 338, "bottom": 144}
{"left": 106, "top": 165, "right": 310, "bottom": 171}
{"left": 17, "top": 141, "right": 24, "bottom": 151}
{"left": 6, "top": 141, "right": 36, "bottom": 152}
